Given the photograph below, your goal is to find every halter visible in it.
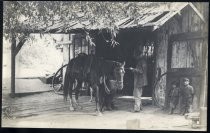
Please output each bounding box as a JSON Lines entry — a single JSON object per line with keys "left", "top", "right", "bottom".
{"left": 113, "top": 65, "right": 125, "bottom": 82}
{"left": 103, "top": 65, "right": 125, "bottom": 94}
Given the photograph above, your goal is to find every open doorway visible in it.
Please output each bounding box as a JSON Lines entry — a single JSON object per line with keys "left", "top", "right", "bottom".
{"left": 95, "top": 29, "right": 156, "bottom": 97}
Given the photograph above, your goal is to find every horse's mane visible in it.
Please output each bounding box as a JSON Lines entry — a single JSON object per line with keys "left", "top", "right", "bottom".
{"left": 104, "top": 60, "right": 123, "bottom": 66}
{"left": 68, "top": 54, "right": 123, "bottom": 78}
{"left": 78, "top": 53, "right": 88, "bottom": 57}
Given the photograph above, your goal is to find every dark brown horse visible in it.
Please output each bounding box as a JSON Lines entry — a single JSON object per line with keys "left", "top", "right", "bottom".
{"left": 63, "top": 53, "right": 125, "bottom": 115}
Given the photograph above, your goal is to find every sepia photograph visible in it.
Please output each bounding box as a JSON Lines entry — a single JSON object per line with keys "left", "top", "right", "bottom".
{"left": 1, "top": 1, "right": 208, "bottom": 131}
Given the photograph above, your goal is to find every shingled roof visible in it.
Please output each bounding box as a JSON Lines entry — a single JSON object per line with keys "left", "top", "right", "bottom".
{"left": 20, "top": 2, "right": 205, "bottom": 33}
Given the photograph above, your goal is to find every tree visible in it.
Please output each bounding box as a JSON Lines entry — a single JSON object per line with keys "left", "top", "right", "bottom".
{"left": 3, "top": 1, "right": 171, "bottom": 46}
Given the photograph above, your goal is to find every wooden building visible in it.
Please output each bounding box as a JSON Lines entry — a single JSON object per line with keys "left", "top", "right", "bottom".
{"left": 10, "top": 2, "right": 208, "bottom": 112}
{"left": 153, "top": 3, "right": 208, "bottom": 111}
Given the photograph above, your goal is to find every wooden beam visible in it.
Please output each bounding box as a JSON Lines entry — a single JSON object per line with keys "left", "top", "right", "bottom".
{"left": 10, "top": 34, "right": 16, "bottom": 97}
{"left": 152, "top": 34, "right": 159, "bottom": 106}
{"left": 167, "top": 37, "right": 173, "bottom": 70}
{"left": 200, "top": 39, "right": 208, "bottom": 107}
{"left": 170, "top": 31, "right": 208, "bottom": 42}
{"left": 57, "top": 41, "right": 72, "bottom": 45}
{"left": 15, "top": 28, "right": 89, "bottom": 35}
{"left": 189, "top": 3, "right": 206, "bottom": 22}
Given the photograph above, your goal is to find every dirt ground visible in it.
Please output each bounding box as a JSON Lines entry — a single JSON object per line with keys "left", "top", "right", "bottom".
{"left": 1, "top": 90, "right": 206, "bottom": 131}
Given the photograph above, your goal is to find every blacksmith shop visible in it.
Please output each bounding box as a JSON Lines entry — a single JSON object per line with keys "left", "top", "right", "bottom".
{"left": 8, "top": 2, "right": 207, "bottom": 113}
{"left": 52, "top": 3, "right": 208, "bottom": 112}
{"left": 3, "top": 1, "right": 209, "bottom": 129}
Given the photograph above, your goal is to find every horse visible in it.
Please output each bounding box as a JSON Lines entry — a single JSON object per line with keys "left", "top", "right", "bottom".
{"left": 63, "top": 53, "right": 125, "bottom": 115}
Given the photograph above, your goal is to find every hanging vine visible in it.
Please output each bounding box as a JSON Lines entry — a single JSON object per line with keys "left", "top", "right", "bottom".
{"left": 85, "top": 31, "right": 96, "bottom": 46}
{"left": 3, "top": 1, "right": 171, "bottom": 45}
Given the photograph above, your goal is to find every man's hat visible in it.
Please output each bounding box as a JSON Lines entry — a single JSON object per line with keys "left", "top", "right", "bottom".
{"left": 183, "top": 77, "right": 189, "bottom": 82}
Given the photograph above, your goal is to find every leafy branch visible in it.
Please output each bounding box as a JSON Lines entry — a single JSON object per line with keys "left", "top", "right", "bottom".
{"left": 3, "top": 1, "right": 170, "bottom": 46}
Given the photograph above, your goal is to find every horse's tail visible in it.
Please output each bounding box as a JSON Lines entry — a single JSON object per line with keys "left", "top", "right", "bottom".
{"left": 63, "top": 65, "right": 71, "bottom": 101}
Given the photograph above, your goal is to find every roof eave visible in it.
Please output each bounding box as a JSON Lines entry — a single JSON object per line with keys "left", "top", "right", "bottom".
{"left": 189, "top": 3, "right": 206, "bottom": 23}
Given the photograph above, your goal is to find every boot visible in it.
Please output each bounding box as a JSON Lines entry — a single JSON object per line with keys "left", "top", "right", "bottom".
{"left": 169, "top": 107, "right": 173, "bottom": 114}
{"left": 140, "top": 105, "right": 143, "bottom": 111}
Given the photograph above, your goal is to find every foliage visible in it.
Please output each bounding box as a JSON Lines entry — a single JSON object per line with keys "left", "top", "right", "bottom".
{"left": 16, "top": 34, "right": 63, "bottom": 73}
{"left": 3, "top": 1, "right": 171, "bottom": 45}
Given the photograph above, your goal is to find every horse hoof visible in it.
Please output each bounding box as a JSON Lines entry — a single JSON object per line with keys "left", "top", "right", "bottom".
{"left": 78, "top": 105, "right": 83, "bottom": 110}
{"left": 112, "top": 107, "right": 118, "bottom": 110}
{"left": 101, "top": 108, "right": 105, "bottom": 112}
{"left": 73, "top": 107, "right": 78, "bottom": 111}
{"left": 69, "top": 107, "right": 74, "bottom": 111}
{"left": 89, "top": 100, "right": 93, "bottom": 102}
{"left": 105, "top": 107, "right": 112, "bottom": 111}
{"left": 97, "top": 112, "right": 103, "bottom": 116}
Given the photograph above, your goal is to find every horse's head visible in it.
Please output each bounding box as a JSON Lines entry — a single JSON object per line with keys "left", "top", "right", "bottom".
{"left": 110, "top": 61, "right": 125, "bottom": 90}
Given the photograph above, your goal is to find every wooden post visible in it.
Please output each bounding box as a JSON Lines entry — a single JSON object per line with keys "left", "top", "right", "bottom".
{"left": 10, "top": 34, "right": 16, "bottom": 97}
{"left": 62, "top": 35, "right": 71, "bottom": 85}
{"left": 69, "top": 34, "right": 71, "bottom": 62}
{"left": 152, "top": 33, "right": 158, "bottom": 106}
{"left": 200, "top": 39, "right": 208, "bottom": 107}
{"left": 88, "top": 39, "right": 90, "bottom": 54}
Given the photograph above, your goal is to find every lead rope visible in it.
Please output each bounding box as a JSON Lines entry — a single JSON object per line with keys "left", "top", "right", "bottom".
{"left": 103, "top": 75, "right": 111, "bottom": 94}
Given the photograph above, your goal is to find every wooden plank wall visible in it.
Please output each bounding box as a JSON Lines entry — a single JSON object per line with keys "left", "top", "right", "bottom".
{"left": 154, "top": 5, "right": 205, "bottom": 107}
{"left": 171, "top": 39, "right": 203, "bottom": 68}
{"left": 200, "top": 39, "right": 208, "bottom": 107}
{"left": 154, "top": 16, "right": 182, "bottom": 107}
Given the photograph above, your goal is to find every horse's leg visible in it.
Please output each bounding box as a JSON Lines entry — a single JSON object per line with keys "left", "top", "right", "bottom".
{"left": 99, "top": 86, "right": 105, "bottom": 112}
{"left": 89, "top": 87, "right": 93, "bottom": 102}
{"left": 110, "top": 93, "right": 117, "bottom": 110}
{"left": 68, "top": 80, "right": 74, "bottom": 111}
{"left": 101, "top": 98, "right": 105, "bottom": 112}
{"left": 74, "top": 80, "right": 83, "bottom": 110}
{"left": 106, "top": 94, "right": 113, "bottom": 111}
{"left": 94, "top": 85, "right": 102, "bottom": 116}
{"left": 99, "top": 84, "right": 105, "bottom": 112}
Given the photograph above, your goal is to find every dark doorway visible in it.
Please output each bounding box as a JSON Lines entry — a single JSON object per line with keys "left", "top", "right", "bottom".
{"left": 142, "top": 42, "right": 155, "bottom": 97}
{"left": 95, "top": 29, "right": 156, "bottom": 97}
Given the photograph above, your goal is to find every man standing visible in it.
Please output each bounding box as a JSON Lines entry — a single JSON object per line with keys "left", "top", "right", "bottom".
{"left": 181, "top": 78, "right": 195, "bottom": 115}
{"left": 129, "top": 44, "right": 148, "bottom": 112}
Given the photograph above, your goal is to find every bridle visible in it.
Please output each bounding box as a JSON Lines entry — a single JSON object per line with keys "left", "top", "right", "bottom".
{"left": 113, "top": 66, "right": 125, "bottom": 82}
{"left": 103, "top": 65, "right": 125, "bottom": 94}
